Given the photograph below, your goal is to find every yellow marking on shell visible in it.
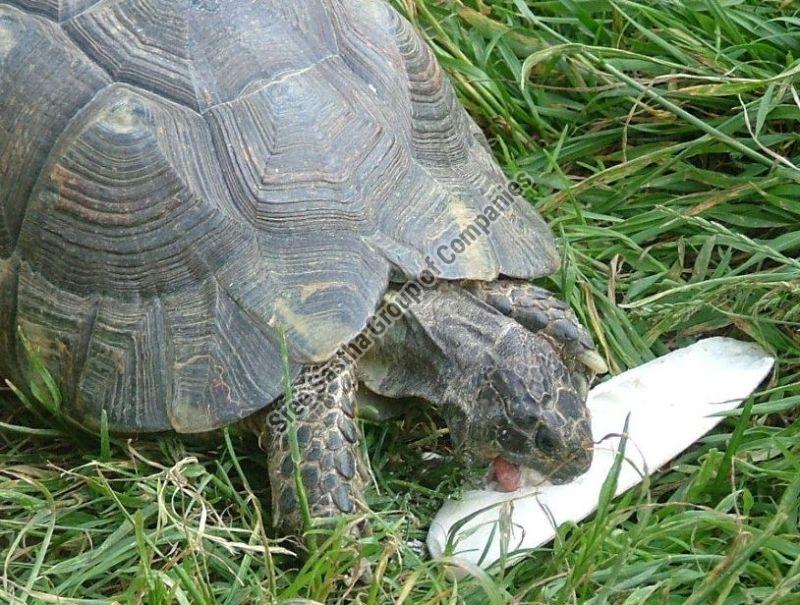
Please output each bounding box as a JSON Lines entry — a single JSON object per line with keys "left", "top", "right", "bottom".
{"left": 173, "top": 353, "right": 213, "bottom": 371}
{"left": 16, "top": 322, "right": 60, "bottom": 366}
{"left": 169, "top": 398, "right": 213, "bottom": 434}
{"left": 299, "top": 281, "right": 333, "bottom": 302}
{"left": 271, "top": 297, "right": 354, "bottom": 361}
{"left": 100, "top": 92, "right": 148, "bottom": 134}
{"left": 449, "top": 198, "right": 497, "bottom": 279}
{"left": 0, "top": 18, "right": 17, "bottom": 55}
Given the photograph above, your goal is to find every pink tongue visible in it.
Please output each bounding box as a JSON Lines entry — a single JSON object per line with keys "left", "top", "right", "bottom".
{"left": 491, "top": 456, "right": 521, "bottom": 492}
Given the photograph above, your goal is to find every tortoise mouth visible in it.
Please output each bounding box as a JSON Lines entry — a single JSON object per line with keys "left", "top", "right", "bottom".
{"left": 487, "top": 445, "right": 593, "bottom": 492}
{"left": 489, "top": 456, "right": 522, "bottom": 492}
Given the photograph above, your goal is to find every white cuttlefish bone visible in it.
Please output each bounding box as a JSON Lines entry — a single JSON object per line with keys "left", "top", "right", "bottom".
{"left": 427, "top": 337, "right": 775, "bottom": 572}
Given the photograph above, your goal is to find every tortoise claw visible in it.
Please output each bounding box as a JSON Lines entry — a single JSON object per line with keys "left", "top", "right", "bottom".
{"left": 578, "top": 350, "right": 608, "bottom": 375}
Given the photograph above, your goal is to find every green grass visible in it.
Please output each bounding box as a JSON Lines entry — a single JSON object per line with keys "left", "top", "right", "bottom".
{"left": 2, "top": 0, "right": 800, "bottom": 603}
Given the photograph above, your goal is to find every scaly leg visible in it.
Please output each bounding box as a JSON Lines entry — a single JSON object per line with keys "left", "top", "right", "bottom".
{"left": 250, "top": 355, "right": 369, "bottom": 539}
{"left": 466, "top": 280, "right": 607, "bottom": 376}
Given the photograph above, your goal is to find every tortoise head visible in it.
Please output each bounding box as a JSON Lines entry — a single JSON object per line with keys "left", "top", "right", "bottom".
{"left": 443, "top": 327, "right": 593, "bottom": 484}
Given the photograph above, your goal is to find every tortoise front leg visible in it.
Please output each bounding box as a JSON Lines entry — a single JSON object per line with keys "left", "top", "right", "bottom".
{"left": 252, "top": 356, "right": 369, "bottom": 539}
{"left": 466, "top": 280, "right": 607, "bottom": 375}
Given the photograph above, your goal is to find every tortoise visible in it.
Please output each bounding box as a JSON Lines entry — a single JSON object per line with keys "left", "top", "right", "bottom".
{"left": 0, "top": 0, "right": 607, "bottom": 538}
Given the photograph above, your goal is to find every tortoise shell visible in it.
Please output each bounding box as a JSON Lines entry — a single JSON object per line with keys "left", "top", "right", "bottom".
{"left": 0, "top": 0, "right": 559, "bottom": 433}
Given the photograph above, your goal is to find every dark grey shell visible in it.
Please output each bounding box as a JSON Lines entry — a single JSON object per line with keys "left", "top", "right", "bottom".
{"left": 0, "top": 0, "right": 559, "bottom": 433}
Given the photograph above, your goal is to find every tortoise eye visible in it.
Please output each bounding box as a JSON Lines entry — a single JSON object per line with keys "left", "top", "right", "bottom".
{"left": 497, "top": 426, "right": 528, "bottom": 455}
{"left": 505, "top": 397, "right": 540, "bottom": 428}
{"left": 535, "top": 426, "right": 560, "bottom": 455}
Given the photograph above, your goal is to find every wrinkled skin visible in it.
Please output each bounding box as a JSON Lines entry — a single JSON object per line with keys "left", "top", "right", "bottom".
{"left": 359, "top": 280, "right": 605, "bottom": 485}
